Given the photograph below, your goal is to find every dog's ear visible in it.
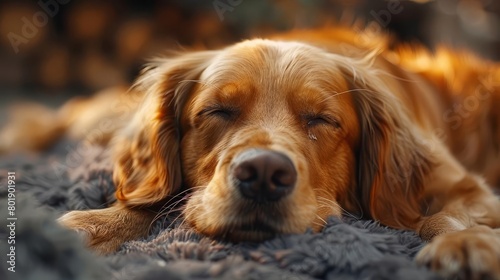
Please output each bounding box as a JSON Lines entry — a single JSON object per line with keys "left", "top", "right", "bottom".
{"left": 113, "top": 51, "right": 216, "bottom": 207}
{"left": 337, "top": 55, "right": 433, "bottom": 229}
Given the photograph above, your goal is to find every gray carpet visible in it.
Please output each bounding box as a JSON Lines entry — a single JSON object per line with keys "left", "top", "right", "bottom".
{"left": 0, "top": 143, "right": 440, "bottom": 280}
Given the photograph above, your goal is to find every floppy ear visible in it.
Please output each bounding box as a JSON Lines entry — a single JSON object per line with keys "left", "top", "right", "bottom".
{"left": 113, "top": 51, "right": 216, "bottom": 207}
{"left": 338, "top": 56, "right": 433, "bottom": 229}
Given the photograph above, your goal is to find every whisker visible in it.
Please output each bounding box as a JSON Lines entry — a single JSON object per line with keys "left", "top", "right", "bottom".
{"left": 183, "top": 204, "right": 220, "bottom": 234}
{"left": 151, "top": 195, "right": 191, "bottom": 225}
{"left": 148, "top": 186, "right": 205, "bottom": 230}
{"left": 332, "top": 87, "right": 380, "bottom": 97}
{"left": 315, "top": 214, "right": 327, "bottom": 226}
{"left": 154, "top": 197, "right": 190, "bottom": 221}
{"left": 315, "top": 194, "right": 363, "bottom": 220}
{"left": 317, "top": 87, "right": 381, "bottom": 104}
{"left": 154, "top": 186, "right": 204, "bottom": 215}
{"left": 164, "top": 210, "right": 186, "bottom": 229}
{"left": 178, "top": 79, "right": 223, "bottom": 92}
{"left": 162, "top": 201, "right": 195, "bottom": 230}
{"left": 375, "top": 69, "right": 419, "bottom": 83}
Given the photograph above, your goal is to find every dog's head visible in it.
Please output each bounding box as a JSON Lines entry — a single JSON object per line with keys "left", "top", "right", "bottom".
{"left": 113, "top": 39, "right": 431, "bottom": 241}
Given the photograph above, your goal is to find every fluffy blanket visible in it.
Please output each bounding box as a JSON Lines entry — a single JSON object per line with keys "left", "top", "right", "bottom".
{"left": 0, "top": 143, "right": 440, "bottom": 280}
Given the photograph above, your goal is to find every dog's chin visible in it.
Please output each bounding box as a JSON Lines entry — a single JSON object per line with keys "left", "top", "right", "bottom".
{"left": 213, "top": 221, "right": 279, "bottom": 242}
{"left": 184, "top": 190, "right": 315, "bottom": 242}
{"left": 187, "top": 220, "right": 277, "bottom": 242}
{"left": 225, "top": 229, "right": 276, "bottom": 242}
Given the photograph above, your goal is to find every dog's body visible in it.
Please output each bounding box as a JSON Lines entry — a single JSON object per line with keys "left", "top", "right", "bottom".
{"left": 2, "top": 27, "right": 500, "bottom": 279}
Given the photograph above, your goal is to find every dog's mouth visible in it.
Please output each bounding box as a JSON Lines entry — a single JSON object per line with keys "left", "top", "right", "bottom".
{"left": 238, "top": 220, "right": 276, "bottom": 232}
{"left": 212, "top": 205, "right": 283, "bottom": 241}
{"left": 183, "top": 187, "right": 293, "bottom": 242}
{"left": 222, "top": 201, "right": 288, "bottom": 241}
{"left": 222, "top": 220, "right": 279, "bottom": 242}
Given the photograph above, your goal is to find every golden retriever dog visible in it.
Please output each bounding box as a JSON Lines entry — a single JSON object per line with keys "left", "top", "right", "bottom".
{"left": 1, "top": 27, "right": 500, "bottom": 279}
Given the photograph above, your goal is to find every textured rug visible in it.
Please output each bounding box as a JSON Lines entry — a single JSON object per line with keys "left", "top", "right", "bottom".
{"left": 0, "top": 142, "right": 440, "bottom": 280}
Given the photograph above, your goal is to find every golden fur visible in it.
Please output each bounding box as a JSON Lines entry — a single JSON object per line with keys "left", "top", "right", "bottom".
{"left": 3, "top": 27, "right": 500, "bottom": 279}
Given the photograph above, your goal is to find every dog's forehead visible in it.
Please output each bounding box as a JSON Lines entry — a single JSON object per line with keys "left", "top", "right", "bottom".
{"left": 201, "top": 39, "right": 332, "bottom": 81}
{"left": 229, "top": 39, "right": 317, "bottom": 54}
{"left": 200, "top": 39, "right": 346, "bottom": 97}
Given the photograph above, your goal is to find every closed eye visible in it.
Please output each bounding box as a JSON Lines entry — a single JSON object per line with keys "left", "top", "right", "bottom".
{"left": 198, "top": 106, "right": 238, "bottom": 120}
{"left": 307, "top": 117, "right": 329, "bottom": 126}
{"left": 305, "top": 114, "right": 340, "bottom": 128}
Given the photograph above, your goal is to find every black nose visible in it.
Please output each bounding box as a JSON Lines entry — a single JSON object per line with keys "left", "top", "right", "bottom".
{"left": 231, "top": 149, "right": 297, "bottom": 202}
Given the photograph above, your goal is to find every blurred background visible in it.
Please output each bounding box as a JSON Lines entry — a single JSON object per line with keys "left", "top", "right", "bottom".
{"left": 0, "top": 0, "right": 499, "bottom": 107}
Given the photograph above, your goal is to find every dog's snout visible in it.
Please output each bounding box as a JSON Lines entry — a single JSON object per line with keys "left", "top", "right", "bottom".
{"left": 232, "top": 149, "right": 297, "bottom": 202}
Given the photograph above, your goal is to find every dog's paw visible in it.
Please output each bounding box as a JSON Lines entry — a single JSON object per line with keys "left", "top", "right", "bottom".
{"left": 58, "top": 209, "right": 124, "bottom": 255}
{"left": 416, "top": 227, "right": 500, "bottom": 280}
{"left": 58, "top": 207, "right": 153, "bottom": 255}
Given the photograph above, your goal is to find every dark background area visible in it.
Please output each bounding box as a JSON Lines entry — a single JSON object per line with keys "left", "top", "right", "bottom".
{"left": 0, "top": 0, "right": 499, "bottom": 104}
